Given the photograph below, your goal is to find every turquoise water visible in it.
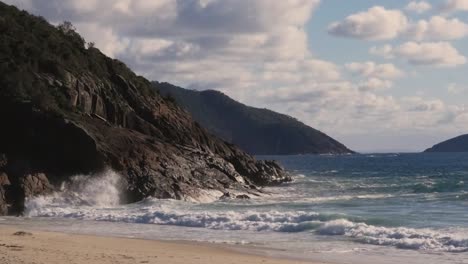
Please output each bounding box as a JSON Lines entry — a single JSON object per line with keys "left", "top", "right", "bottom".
{"left": 2, "top": 153, "right": 468, "bottom": 263}
{"left": 265, "top": 153, "right": 468, "bottom": 230}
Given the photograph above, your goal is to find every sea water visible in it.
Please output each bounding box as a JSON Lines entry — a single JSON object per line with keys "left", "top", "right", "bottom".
{"left": 2, "top": 153, "right": 468, "bottom": 264}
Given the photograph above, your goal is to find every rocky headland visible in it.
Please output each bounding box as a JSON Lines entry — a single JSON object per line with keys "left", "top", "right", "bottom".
{"left": 0, "top": 2, "right": 289, "bottom": 215}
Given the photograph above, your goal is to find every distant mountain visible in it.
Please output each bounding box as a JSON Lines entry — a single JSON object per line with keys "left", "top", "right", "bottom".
{"left": 156, "top": 83, "right": 353, "bottom": 155}
{"left": 425, "top": 135, "right": 468, "bottom": 152}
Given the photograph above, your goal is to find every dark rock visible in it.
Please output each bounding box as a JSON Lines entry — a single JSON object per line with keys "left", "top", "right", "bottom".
{"left": 0, "top": 154, "right": 7, "bottom": 168}
{"left": 13, "top": 231, "right": 33, "bottom": 236}
{"left": 156, "top": 83, "right": 354, "bottom": 155}
{"left": 220, "top": 192, "right": 250, "bottom": 200}
{"left": 0, "top": 3, "right": 290, "bottom": 215}
{"left": 0, "top": 172, "right": 9, "bottom": 215}
{"left": 236, "top": 194, "right": 250, "bottom": 200}
{"left": 21, "top": 173, "right": 53, "bottom": 198}
{"left": 220, "top": 192, "right": 234, "bottom": 199}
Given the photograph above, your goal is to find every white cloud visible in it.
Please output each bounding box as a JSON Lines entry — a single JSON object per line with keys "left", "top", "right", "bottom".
{"left": 327, "top": 6, "right": 408, "bottom": 40}
{"left": 369, "top": 45, "right": 395, "bottom": 58}
{"left": 406, "top": 16, "right": 468, "bottom": 41}
{"left": 440, "top": 0, "right": 468, "bottom": 13}
{"left": 345, "top": 61, "right": 404, "bottom": 79}
{"left": 329, "top": 5, "right": 468, "bottom": 41}
{"left": 358, "top": 78, "right": 393, "bottom": 91}
{"left": 405, "top": 1, "right": 432, "bottom": 14}
{"left": 404, "top": 97, "right": 446, "bottom": 112}
{"left": 370, "top": 42, "right": 467, "bottom": 67}
{"left": 447, "top": 83, "right": 467, "bottom": 94}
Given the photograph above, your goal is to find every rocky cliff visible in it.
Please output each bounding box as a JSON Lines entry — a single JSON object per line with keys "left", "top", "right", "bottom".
{"left": 424, "top": 134, "right": 468, "bottom": 153}
{"left": 157, "top": 83, "right": 353, "bottom": 155}
{"left": 0, "top": 2, "right": 289, "bottom": 215}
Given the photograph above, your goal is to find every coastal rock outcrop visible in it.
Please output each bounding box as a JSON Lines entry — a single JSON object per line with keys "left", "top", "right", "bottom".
{"left": 0, "top": 2, "right": 290, "bottom": 215}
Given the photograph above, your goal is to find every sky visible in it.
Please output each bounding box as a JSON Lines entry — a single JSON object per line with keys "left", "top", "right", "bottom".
{"left": 4, "top": 0, "right": 468, "bottom": 152}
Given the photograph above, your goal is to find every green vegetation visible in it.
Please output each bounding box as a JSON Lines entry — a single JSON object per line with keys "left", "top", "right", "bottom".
{"left": 0, "top": 2, "right": 156, "bottom": 112}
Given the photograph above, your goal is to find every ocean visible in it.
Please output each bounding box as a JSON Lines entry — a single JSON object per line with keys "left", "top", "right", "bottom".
{"left": 1, "top": 153, "right": 468, "bottom": 264}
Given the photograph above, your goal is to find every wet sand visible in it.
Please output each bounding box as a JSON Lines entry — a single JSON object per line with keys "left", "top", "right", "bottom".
{"left": 0, "top": 226, "right": 324, "bottom": 264}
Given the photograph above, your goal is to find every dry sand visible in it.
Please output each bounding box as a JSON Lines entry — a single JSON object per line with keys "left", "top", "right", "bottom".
{"left": 0, "top": 226, "right": 323, "bottom": 264}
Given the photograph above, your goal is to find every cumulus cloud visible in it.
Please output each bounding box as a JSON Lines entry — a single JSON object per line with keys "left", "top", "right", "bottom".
{"left": 358, "top": 78, "right": 393, "bottom": 91}
{"left": 327, "top": 6, "right": 408, "bottom": 40}
{"left": 405, "top": 1, "right": 432, "bottom": 14}
{"left": 370, "top": 42, "right": 467, "bottom": 67}
{"left": 405, "top": 97, "right": 446, "bottom": 112}
{"left": 406, "top": 16, "right": 468, "bottom": 41}
{"left": 345, "top": 61, "right": 404, "bottom": 79}
{"left": 440, "top": 0, "right": 468, "bottom": 13}
{"left": 329, "top": 5, "right": 468, "bottom": 41}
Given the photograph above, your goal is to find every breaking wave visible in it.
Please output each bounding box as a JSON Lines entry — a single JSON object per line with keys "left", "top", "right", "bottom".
{"left": 25, "top": 170, "right": 121, "bottom": 216}
{"left": 21, "top": 153, "right": 468, "bottom": 255}
{"left": 317, "top": 219, "right": 468, "bottom": 252}
{"left": 25, "top": 195, "right": 468, "bottom": 253}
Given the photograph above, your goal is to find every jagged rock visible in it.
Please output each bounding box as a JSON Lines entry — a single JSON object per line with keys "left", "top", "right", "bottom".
{"left": 0, "top": 3, "right": 290, "bottom": 215}
{"left": 21, "top": 173, "right": 53, "bottom": 197}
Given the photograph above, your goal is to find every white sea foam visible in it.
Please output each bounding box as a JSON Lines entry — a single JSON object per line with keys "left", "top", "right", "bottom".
{"left": 25, "top": 192, "right": 468, "bottom": 253}
{"left": 25, "top": 170, "right": 121, "bottom": 216}
{"left": 22, "top": 167, "right": 468, "bottom": 254}
{"left": 317, "top": 219, "right": 468, "bottom": 252}
{"left": 296, "top": 194, "right": 395, "bottom": 203}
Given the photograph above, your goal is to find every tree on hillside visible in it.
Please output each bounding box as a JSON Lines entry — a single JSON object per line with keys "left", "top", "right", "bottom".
{"left": 57, "top": 21, "right": 85, "bottom": 47}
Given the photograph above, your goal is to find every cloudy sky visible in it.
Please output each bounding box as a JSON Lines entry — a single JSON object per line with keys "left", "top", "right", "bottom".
{"left": 5, "top": 0, "right": 468, "bottom": 152}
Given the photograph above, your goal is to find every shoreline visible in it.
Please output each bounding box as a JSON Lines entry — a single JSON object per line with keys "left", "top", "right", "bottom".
{"left": 0, "top": 224, "right": 325, "bottom": 264}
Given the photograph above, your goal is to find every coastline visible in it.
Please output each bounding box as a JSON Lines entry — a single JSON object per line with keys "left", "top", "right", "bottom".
{"left": 0, "top": 225, "right": 324, "bottom": 264}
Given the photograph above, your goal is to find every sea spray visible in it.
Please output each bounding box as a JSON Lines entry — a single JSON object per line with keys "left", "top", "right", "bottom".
{"left": 25, "top": 170, "right": 122, "bottom": 216}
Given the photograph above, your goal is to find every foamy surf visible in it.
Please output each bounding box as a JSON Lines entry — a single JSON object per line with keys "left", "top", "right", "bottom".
{"left": 19, "top": 153, "right": 468, "bottom": 261}
{"left": 25, "top": 194, "right": 468, "bottom": 253}
{"left": 25, "top": 170, "right": 122, "bottom": 217}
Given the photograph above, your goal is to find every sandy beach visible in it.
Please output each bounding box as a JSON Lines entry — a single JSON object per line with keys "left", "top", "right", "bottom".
{"left": 0, "top": 226, "right": 322, "bottom": 264}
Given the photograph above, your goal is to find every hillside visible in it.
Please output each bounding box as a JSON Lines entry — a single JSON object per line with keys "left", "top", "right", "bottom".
{"left": 0, "top": 2, "right": 289, "bottom": 215}
{"left": 425, "top": 134, "right": 468, "bottom": 152}
{"left": 157, "top": 83, "right": 353, "bottom": 155}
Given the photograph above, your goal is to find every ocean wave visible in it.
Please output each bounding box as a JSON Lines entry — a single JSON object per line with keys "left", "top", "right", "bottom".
{"left": 25, "top": 198, "right": 468, "bottom": 253}
{"left": 317, "top": 219, "right": 468, "bottom": 252}
{"left": 25, "top": 170, "right": 122, "bottom": 216}
{"left": 22, "top": 166, "right": 468, "bottom": 254}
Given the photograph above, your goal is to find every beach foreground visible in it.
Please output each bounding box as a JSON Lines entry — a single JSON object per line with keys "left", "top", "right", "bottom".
{"left": 0, "top": 226, "right": 320, "bottom": 264}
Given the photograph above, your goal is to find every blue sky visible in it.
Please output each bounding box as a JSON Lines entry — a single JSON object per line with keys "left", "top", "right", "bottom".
{"left": 309, "top": 0, "right": 468, "bottom": 106}
{"left": 5, "top": 0, "right": 468, "bottom": 152}
{"left": 304, "top": 0, "right": 468, "bottom": 151}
